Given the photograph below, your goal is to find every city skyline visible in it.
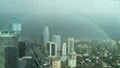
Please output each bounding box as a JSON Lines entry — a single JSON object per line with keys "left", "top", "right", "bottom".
{"left": 0, "top": 0, "right": 120, "bottom": 40}
{"left": 0, "top": 16, "right": 120, "bottom": 68}
{"left": 0, "top": 0, "right": 120, "bottom": 68}
{"left": 0, "top": 13, "right": 119, "bottom": 40}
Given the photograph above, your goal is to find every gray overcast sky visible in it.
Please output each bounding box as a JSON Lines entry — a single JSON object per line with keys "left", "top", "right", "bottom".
{"left": 0, "top": 0, "right": 120, "bottom": 14}
{"left": 0, "top": 0, "right": 120, "bottom": 23}
{"left": 0, "top": 0, "right": 120, "bottom": 39}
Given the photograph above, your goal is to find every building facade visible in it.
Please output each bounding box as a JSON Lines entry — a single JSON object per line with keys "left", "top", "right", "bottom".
{"left": 68, "top": 38, "right": 75, "bottom": 55}
{"left": 47, "top": 42, "right": 57, "bottom": 57}
{"left": 68, "top": 52, "right": 77, "bottom": 68}
{"left": 0, "top": 31, "right": 19, "bottom": 68}
{"left": 52, "top": 35, "right": 61, "bottom": 51}
{"left": 18, "top": 41, "right": 26, "bottom": 58}
{"left": 61, "top": 43, "right": 67, "bottom": 62}
{"left": 52, "top": 57, "right": 61, "bottom": 68}
{"left": 43, "top": 27, "right": 49, "bottom": 47}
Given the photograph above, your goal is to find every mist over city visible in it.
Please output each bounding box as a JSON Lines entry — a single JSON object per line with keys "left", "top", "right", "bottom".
{"left": 0, "top": 0, "right": 120, "bottom": 68}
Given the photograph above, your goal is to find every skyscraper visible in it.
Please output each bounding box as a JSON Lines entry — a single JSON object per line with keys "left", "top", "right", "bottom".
{"left": 62, "top": 43, "right": 67, "bottom": 56}
{"left": 1, "top": 17, "right": 22, "bottom": 35}
{"left": 10, "top": 22, "right": 22, "bottom": 34}
{"left": 68, "top": 52, "right": 77, "bottom": 68}
{"left": 18, "top": 41, "right": 26, "bottom": 58}
{"left": 52, "top": 57, "right": 61, "bottom": 68}
{"left": 52, "top": 35, "right": 61, "bottom": 56}
{"left": 10, "top": 17, "right": 22, "bottom": 41}
{"left": 7, "top": 17, "right": 22, "bottom": 34}
{"left": 43, "top": 26, "right": 49, "bottom": 47}
{"left": 68, "top": 38, "right": 74, "bottom": 55}
{"left": 47, "top": 42, "right": 57, "bottom": 66}
{"left": 5, "top": 47, "right": 18, "bottom": 68}
{"left": 47, "top": 42, "right": 57, "bottom": 57}
{"left": 52, "top": 35, "right": 61, "bottom": 50}
{"left": 61, "top": 43, "right": 67, "bottom": 62}
{"left": 0, "top": 31, "right": 19, "bottom": 68}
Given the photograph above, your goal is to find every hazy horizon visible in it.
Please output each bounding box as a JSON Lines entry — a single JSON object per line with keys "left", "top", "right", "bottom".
{"left": 0, "top": 0, "right": 120, "bottom": 40}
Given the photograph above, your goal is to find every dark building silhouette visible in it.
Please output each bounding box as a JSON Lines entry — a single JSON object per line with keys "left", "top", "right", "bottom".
{"left": 5, "top": 47, "right": 19, "bottom": 68}
{"left": 18, "top": 41, "right": 26, "bottom": 58}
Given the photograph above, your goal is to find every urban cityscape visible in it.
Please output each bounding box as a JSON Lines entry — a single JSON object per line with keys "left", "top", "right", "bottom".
{"left": 0, "top": 0, "right": 120, "bottom": 68}
{"left": 0, "top": 18, "right": 120, "bottom": 68}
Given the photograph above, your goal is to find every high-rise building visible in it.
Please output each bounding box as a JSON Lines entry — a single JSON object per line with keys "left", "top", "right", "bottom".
{"left": 67, "top": 38, "right": 76, "bottom": 67}
{"left": 9, "top": 17, "right": 22, "bottom": 41}
{"left": 52, "top": 35, "right": 61, "bottom": 50}
{"left": 43, "top": 26, "right": 49, "bottom": 47}
{"left": 68, "top": 38, "right": 74, "bottom": 55}
{"left": 10, "top": 22, "right": 22, "bottom": 34}
{"left": 68, "top": 52, "right": 77, "bottom": 68}
{"left": 5, "top": 17, "right": 22, "bottom": 34}
{"left": 61, "top": 43, "right": 67, "bottom": 62}
{"left": 18, "top": 41, "right": 26, "bottom": 58}
{"left": 52, "top": 35, "right": 61, "bottom": 56}
{"left": 47, "top": 42, "right": 57, "bottom": 57}
{"left": 1, "top": 17, "right": 22, "bottom": 35}
{"left": 52, "top": 57, "right": 61, "bottom": 68}
{"left": 5, "top": 47, "right": 18, "bottom": 68}
{"left": 0, "top": 31, "right": 19, "bottom": 68}
{"left": 62, "top": 43, "right": 67, "bottom": 56}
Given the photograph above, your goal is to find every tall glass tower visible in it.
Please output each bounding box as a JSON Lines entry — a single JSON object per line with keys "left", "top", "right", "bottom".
{"left": 52, "top": 35, "right": 61, "bottom": 50}
{"left": 10, "top": 17, "right": 22, "bottom": 34}
{"left": 0, "top": 31, "right": 19, "bottom": 68}
{"left": 2, "top": 17, "right": 22, "bottom": 34}
{"left": 62, "top": 43, "right": 67, "bottom": 56}
{"left": 43, "top": 26, "right": 49, "bottom": 47}
{"left": 68, "top": 38, "right": 74, "bottom": 55}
